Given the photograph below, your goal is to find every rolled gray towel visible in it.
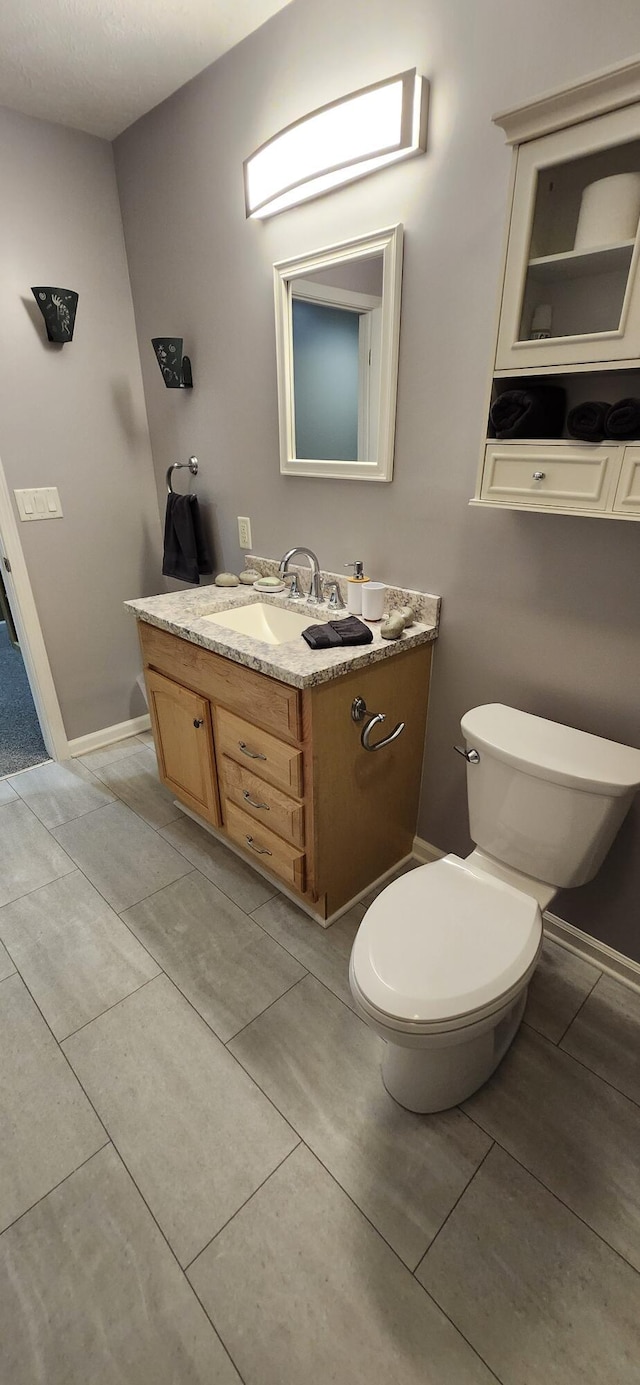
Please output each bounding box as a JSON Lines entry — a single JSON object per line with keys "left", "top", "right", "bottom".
{"left": 567, "top": 401, "right": 609, "bottom": 442}
{"left": 490, "top": 386, "right": 566, "bottom": 439}
{"left": 605, "top": 398, "right": 640, "bottom": 440}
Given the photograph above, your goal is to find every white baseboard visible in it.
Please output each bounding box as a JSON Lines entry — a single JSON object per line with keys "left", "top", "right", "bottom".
{"left": 412, "top": 835, "right": 640, "bottom": 993}
{"left": 68, "top": 713, "right": 151, "bottom": 758}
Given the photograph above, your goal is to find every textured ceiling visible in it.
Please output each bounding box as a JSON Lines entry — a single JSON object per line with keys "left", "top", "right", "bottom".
{"left": 0, "top": 0, "right": 293, "bottom": 139}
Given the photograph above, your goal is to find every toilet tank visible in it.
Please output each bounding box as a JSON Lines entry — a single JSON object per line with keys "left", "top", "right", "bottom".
{"left": 460, "top": 704, "right": 640, "bottom": 888}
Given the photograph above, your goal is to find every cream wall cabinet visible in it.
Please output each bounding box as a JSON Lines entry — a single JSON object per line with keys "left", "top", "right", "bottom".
{"left": 474, "top": 57, "right": 640, "bottom": 520}
{"left": 139, "top": 620, "right": 431, "bottom": 923}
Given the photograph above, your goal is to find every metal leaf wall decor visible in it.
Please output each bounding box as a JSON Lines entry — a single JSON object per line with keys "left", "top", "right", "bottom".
{"left": 31, "top": 287, "right": 79, "bottom": 343}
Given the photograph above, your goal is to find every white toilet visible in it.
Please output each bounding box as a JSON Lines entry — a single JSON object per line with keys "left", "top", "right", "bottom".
{"left": 349, "top": 703, "right": 640, "bottom": 1113}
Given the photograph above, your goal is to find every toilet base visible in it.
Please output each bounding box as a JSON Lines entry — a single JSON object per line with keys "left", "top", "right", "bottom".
{"left": 381, "top": 988, "right": 527, "bottom": 1113}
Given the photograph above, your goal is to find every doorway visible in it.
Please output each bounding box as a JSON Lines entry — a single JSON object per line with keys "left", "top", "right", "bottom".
{"left": 0, "top": 566, "right": 49, "bottom": 776}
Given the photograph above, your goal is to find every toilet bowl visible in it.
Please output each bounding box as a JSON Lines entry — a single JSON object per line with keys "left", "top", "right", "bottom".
{"left": 350, "top": 704, "right": 640, "bottom": 1113}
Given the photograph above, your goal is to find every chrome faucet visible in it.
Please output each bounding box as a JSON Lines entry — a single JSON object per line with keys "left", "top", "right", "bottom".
{"left": 278, "top": 547, "right": 323, "bottom": 604}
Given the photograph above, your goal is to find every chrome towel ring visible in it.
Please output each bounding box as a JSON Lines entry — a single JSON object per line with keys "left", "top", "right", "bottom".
{"left": 166, "top": 456, "right": 198, "bottom": 494}
{"left": 351, "top": 695, "right": 405, "bottom": 752}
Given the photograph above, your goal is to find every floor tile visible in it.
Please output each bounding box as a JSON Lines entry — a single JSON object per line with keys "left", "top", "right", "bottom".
{"left": 0, "top": 799, "right": 74, "bottom": 908}
{"left": 252, "top": 892, "right": 362, "bottom": 1010}
{"left": 0, "top": 779, "right": 18, "bottom": 805}
{"left": 462, "top": 1023, "right": 640, "bottom": 1270}
{"left": 76, "top": 736, "right": 149, "bottom": 771}
{"left": 0, "top": 940, "right": 15, "bottom": 980}
{"left": 189, "top": 1145, "right": 493, "bottom": 1385}
{"left": 417, "top": 1145, "right": 640, "bottom": 1385}
{"left": 524, "top": 939, "right": 600, "bottom": 1043}
{"left": 7, "top": 758, "right": 115, "bottom": 828}
{"left": 0, "top": 871, "right": 160, "bottom": 1040}
{"left": 135, "top": 730, "right": 156, "bottom": 750}
{"left": 561, "top": 973, "right": 640, "bottom": 1105}
{"left": 63, "top": 974, "right": 298, "bottom": 1266}
{"left": 51, "top": 801, "right": 191, "bottom": 911}
{"left": 229, "top": 974, "right": 491, "bottom": 1268}
{"left": 0, "top": 975, "right": 105, "bottom": 1232}
{"left": 160, "top": 813, "right": 276, "bottom": 912}
{"left": 90, "top": 748, "right": 180, "bottom": 829}
{"left": 121, "top": 871, "right": 305, "bottom": 1041}
{"left": 0, "top": 1145, "right": 241, "bottom": 1385}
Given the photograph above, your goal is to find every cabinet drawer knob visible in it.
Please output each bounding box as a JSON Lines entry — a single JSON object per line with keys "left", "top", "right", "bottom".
{"left": 193, "top": 718, "right": 204, "bottom": 728}
{"left": 238, "top": 741, "right": 267, "bottom": 761}
{"left": 245, "top": 834, "right": 272, "bottom": 856}
{"left": 532, "top": 471, "right": 546, "bottom": 481}
{"left": 243, "top": 789, "right": 269, "bottom": 810}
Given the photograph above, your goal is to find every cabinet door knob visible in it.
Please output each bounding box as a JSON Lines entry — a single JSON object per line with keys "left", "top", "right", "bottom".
{"left": 245, "top": 834, "right": 272, "bottom": 856}
{"left": 238, "top": 741, "right": 267, "bottom": 761}
{"left": 532, "top": 471, "right": 546, "bottom": 481}
{"left": 193, "top": 718, "right": 204, "bottom": 728}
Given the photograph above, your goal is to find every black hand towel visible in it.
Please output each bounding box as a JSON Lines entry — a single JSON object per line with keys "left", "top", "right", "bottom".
{"left": 605, "top": 397, "right": 640, "bottom": 440}
{"left": 162, "top": 493, "right": 212, "bottom": 584}
{"left": 566, "top": 401, "right": 609, "bottom": 442}
{"left": 302, "top": 616, "right": 373, "bottom": 650}
{"left": 490, "top": 386, "right": 566, "bottom": 439}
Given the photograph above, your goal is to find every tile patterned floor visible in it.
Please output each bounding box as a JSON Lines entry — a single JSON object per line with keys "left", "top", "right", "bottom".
{"left": 1, "top": 738, "right": 639, "bottom": 1383}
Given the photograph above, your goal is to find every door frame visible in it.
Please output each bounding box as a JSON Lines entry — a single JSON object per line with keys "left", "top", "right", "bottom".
{"left": 0, "top": 453, "right": 69, "bottom": 762}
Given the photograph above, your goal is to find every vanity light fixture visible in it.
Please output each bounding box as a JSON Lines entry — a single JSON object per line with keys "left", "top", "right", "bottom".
{"left": 151, "top": 337, "right": 193, "bottom": 389}
{"left": 244, "top": 69, "right": 428, "bottom": 220}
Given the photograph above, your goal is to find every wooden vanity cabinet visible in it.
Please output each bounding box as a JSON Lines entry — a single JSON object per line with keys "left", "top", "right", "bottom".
{"left": 138, "top": 620, "right": 431, "bottom": 922}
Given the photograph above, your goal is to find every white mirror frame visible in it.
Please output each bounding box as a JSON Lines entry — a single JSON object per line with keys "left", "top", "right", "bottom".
{"left": 273, "top": 224, "right": 403, "bottom": 482}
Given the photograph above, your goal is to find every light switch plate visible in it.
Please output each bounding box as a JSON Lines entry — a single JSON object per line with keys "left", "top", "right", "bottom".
{"left": 14, "top": 487, "right": 63, "bottom": 521}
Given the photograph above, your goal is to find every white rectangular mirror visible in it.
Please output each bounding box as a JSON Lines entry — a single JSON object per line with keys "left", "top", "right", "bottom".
{"left": 273, "top": 225, "right": 403, "bottom": 481}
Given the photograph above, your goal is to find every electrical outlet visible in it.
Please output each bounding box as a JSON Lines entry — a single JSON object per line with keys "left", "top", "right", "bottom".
{"left": 237, "top": 516, "right": 252, "bottom": 549}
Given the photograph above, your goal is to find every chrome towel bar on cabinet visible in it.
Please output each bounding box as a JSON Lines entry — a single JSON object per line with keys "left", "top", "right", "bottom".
{"left": 351, "top": 696, "right": 405, "bottom": 752}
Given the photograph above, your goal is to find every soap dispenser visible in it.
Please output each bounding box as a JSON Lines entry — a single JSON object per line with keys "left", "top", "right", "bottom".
{"left": 344, "top": 560, "right": 370, "bottom": 614}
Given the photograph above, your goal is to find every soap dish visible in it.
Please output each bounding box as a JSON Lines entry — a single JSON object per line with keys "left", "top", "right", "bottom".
{"left": 254, "top": 577, "right": 286, "bottom": 592}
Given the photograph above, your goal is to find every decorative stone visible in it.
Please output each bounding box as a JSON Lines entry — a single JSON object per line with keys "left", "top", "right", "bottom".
{"left": 380, "top": 614, "right": 405, "bottom": 640}
{"left": 398, "top": 605, "right": 415, "bottom": 627}
{"left": 239, "top": 570, "right": 260, "bottom": 585}
{"left": 214, "top": 572, "right": 240, "bottom": 587}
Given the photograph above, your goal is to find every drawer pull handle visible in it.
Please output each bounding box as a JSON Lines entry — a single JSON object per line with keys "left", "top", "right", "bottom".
{"left": 243, "top": 789, "right": 269, "bottom": 810}
{"left": 193, "top": 718, "right": 204, "bottom": 728}
{"left": 238, "top": 741, "right": 267, "bottom": 761}
{"left": 532, "top": 471, "right": 546, "bottom": 481}
{"left": 245, "top": 834, "right": 272, "bottom": 856}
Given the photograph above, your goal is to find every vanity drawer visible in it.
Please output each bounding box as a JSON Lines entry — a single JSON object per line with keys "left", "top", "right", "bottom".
{"left": 138, "top": 621, "right": 302, "bottom": 741}
{"left": 221, "top": 756, "right": 305, "bottom": 846}
{"left": 224, "top": 801, "right": 305, "bottom": 892}
{"left": 481, "top": 443, "right": 619, "bottom": 510}
{"left": 216, "top": 707, "right": 304, "bottom": 798}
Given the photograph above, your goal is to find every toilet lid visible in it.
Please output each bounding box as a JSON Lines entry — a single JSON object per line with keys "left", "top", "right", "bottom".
{"left": 351, "top": 855, "right": 542, "bottom": 1025}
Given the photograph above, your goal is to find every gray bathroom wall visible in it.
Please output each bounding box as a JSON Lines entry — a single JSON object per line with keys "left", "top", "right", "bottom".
{"left": 0, "top": 105, "right": 162, "bottom": 740}
{"left": 114, "top": 0, "right": 640, "bottom": 960}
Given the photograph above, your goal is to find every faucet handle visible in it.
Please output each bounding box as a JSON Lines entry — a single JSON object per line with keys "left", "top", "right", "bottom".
{"left": 324, "top": 580, "right": 345, "bottom": 610}
{"left": 283, "top": 571, "right": 305, "bottom": 600}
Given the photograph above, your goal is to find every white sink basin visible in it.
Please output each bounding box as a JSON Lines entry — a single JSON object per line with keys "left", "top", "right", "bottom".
{"left": 202, "top": 601, "right": 320, "bottom": 645}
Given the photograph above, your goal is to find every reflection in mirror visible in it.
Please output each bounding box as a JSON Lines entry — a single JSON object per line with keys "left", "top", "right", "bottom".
{"left": 274, "top": 226, "right": 403, "bottom": 481}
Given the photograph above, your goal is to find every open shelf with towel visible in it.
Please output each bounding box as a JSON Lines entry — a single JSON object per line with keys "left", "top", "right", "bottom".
{"left": 474, "top": 56, "right": 640, "bottom": 519}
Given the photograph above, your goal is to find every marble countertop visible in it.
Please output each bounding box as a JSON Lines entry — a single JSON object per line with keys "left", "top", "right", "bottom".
{"left": 126, "top": 558, "right": 440, "bottom": 690}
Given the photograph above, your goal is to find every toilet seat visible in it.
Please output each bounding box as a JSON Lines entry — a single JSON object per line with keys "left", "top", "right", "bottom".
{"left": 351, "top": 854, "right": 542, "bottom": 1034}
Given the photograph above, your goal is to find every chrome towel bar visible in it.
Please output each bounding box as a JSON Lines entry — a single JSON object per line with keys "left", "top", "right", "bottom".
{"left": 351, "top": 696, "right": 405, "bottom": 752}
{"left": 166, "top": 456, "right": 198, "bottom": 494}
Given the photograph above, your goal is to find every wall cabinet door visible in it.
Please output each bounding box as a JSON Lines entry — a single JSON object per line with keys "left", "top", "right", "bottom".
{"left": 496, "top": 105, "right": 640, "bottom": 371}
{"left": 613, "top": 446, "right": 640, "bottom": 514}
{"left": 146, "top": 668, "right": 220, "bottom": 825}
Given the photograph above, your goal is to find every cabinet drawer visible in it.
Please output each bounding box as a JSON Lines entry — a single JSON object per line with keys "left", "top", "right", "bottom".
{"left": 224, "top": 801, "right": 305, "bottom": 892}
{"left": 138, "top": 621, "right": 302, "bottom": 741}
{"left": 220, "top": 756, "right": 305, "bottom": 847}
{"left": 481, "top": 443, "right": 619, "bottom": 510}
{"left": 613, "top": 446, "right": 640, "bottom": 514}
{"left": 216, "top": 708, "right": 304, "bottom": 798}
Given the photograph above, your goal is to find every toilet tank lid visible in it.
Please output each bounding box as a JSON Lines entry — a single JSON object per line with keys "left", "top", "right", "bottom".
{"left": 461, "top": 704, "right": 640, "bottom": 797}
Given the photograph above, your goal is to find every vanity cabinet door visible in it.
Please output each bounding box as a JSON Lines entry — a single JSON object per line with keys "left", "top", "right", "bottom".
{"left": 145, "top": 669, "right": 220, "bottom": 826}
{"left": 496, "top": 105, "right": 640, "bottom": 372}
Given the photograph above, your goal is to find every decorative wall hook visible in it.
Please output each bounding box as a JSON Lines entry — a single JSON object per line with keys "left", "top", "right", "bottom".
{"left": 151, "top": 337, "right": 193, "bottom": 389}
{"left": 31, "top": 287, "right": 78, "bottom": 343}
